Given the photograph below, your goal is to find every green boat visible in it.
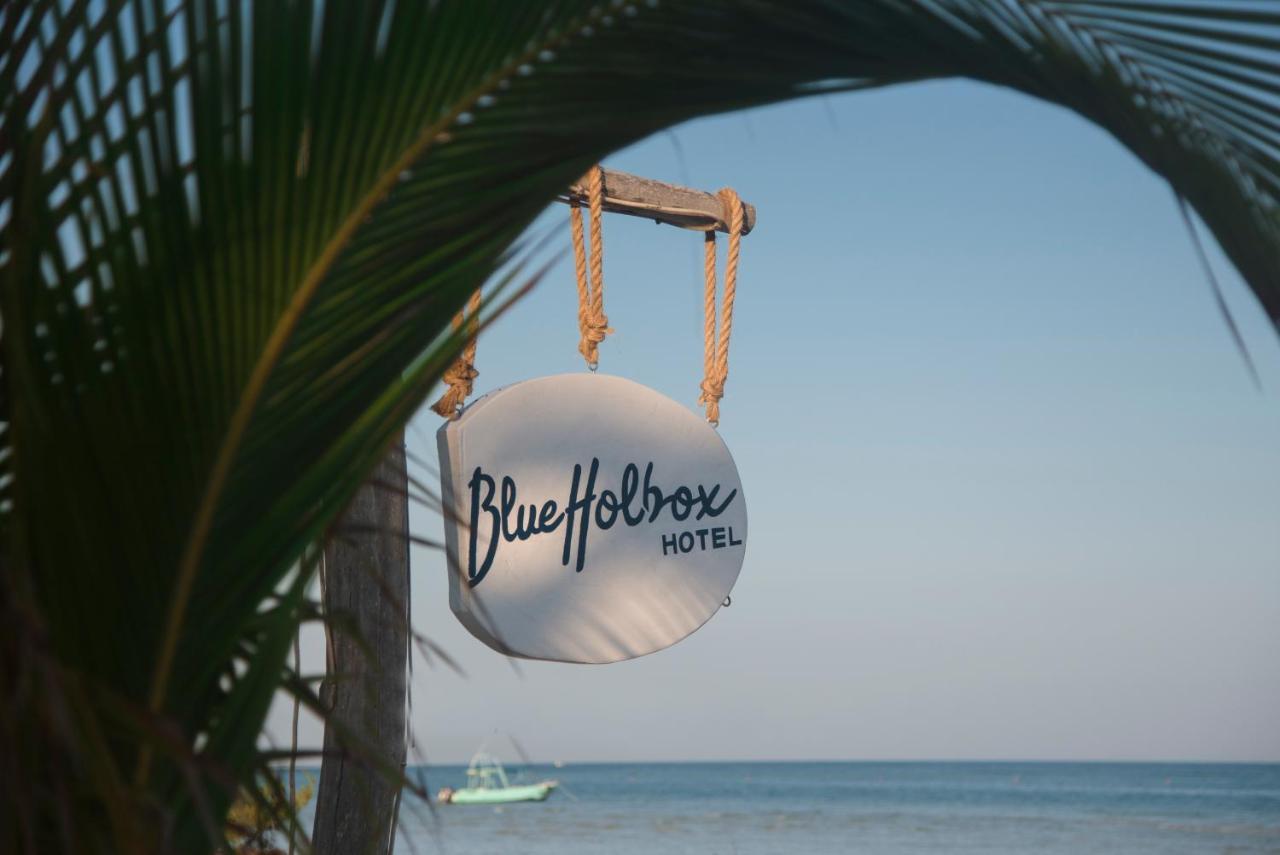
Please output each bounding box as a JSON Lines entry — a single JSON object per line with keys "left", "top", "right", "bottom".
{"left": 437, "top": 752, "right": 557, "bottom": 805}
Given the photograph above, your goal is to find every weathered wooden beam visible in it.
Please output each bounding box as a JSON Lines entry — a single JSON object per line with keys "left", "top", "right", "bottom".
{"left": 559, "top": 167, "right": 757, "bottom": 236}
{"left": 314, "top": 440, "right": 410, "bottom": 855}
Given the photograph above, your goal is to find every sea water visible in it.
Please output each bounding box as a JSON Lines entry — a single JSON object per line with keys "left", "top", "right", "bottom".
{"left": 343, "top": 762, "right": 1280, "bottom": 854}
{"left": 291, "top": 762, "right": 1280, "bottom": 853}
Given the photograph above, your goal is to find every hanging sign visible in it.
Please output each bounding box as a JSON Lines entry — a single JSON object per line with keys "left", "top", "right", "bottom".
{"left": 437, "top": 373, "right": 747, "bottom": 664}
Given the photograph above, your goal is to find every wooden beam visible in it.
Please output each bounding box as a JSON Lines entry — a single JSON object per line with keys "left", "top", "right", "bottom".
{"left": 559, "top": 167, "right": 756, "bottom": 236}
{"left": 314, "top": 440, "right": 410, "bottom": 855}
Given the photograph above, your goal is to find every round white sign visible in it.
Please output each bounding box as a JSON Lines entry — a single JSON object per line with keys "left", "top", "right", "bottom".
{"left": 436, "top": 373, "right": 747, "bottom": 663}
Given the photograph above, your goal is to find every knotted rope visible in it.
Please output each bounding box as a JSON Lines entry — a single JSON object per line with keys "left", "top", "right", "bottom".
{"left": 698, "top": 188, "right": 744, "bottom": 425}
{"left": 570, "top": 165, "right": 612, "bottom": 368}
{"left": 431, "top": 288, "right": 482, "bottom": 418}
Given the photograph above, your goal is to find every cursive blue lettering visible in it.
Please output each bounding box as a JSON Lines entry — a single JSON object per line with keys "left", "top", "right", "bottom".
{"left": 620, "top": 463, "right": 644, "bottom": 525}
{"left": 500, "top": 476, "right": 518, "bottom": 541}
{"left": 467, "top": 468, "right": 500, "bottom": 587}
{"left": 596, "top": 488, "right": 620, "bottom": 530}
{"left": 466, "top": 458, "right": 739, "bottom": 586}
{"left": 538, "top": 499, "right": 563, "bottom": 532}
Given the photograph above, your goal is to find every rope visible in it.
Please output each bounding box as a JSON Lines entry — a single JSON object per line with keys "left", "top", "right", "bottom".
{"left": 698, "top": 188, "right": 744, "bottom": 425}
{"left": 430, "top": 289, "right": 482, "bottom": 418}
{"left": 570, "top": 165, "right": 612, "bottom": 368}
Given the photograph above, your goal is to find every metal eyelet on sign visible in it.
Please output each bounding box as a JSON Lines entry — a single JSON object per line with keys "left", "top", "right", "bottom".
{"left": 722, "top": 595, "right": 731, "bottom": 607}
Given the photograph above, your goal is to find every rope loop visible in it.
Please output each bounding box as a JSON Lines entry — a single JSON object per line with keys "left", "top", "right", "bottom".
{"left": 571, "top": 165, "right": 613, "bottom": 368}
{"left": 431, "top": 289, "right": 482, "bottom": 418}
{"left": 698, "top": 187, "right": 744, "bottom": 425}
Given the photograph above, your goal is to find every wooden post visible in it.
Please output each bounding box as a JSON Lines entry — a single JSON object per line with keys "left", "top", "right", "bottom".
{"left": 560, "top": 167, "right": 756, "bottom": 235}
{"left": 313, "top": 439, "right": 409, "bottom": 855}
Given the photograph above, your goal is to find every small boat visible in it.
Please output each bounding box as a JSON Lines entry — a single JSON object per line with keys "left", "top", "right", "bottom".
{"left": 437, "top": 752, "right": 557, "bottom": 805}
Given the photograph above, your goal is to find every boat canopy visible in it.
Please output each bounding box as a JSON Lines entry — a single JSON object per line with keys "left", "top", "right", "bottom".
{"left": 465, "top": 752, "right": 512, "bottom": 790}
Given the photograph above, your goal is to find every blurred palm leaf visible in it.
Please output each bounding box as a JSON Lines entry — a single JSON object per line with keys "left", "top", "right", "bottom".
{"left": 1, "top": 0, "right": 1276, "bottom": 852}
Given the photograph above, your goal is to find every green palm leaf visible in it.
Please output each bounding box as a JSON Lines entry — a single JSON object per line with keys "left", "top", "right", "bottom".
{"left": 2, "top": 1, "right": 1276, "bottom": 851}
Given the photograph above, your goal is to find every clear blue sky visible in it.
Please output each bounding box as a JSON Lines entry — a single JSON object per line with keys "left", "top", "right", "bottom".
{"left": 268, "top": 79, "right": 1280, "bottom": 764}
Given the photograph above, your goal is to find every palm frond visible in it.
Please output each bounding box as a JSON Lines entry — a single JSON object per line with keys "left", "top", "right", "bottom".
{"left": 1, "top": 1, "right": 1275, "bottom": 851}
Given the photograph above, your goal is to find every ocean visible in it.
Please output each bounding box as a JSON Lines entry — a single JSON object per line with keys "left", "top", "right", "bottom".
{"left": 349, "top": 761, "right": 1280, "bottom": 854}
